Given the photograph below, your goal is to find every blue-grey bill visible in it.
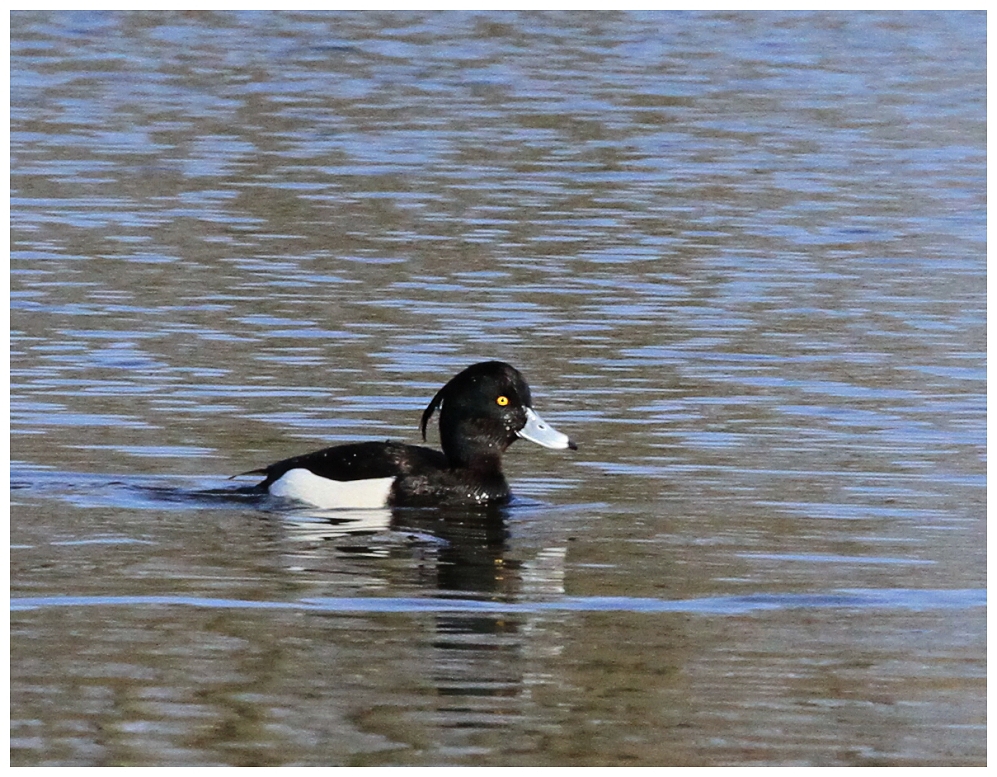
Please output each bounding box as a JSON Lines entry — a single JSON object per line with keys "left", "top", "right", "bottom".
{"left": 517, "top": 407, "right": 577, "bottom": 450}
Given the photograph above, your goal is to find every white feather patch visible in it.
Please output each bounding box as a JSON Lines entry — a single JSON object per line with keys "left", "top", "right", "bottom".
{"left": 268, "top": 468, "right": 395, "bottom": 509}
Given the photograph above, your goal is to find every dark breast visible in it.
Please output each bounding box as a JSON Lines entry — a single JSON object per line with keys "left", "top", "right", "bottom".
{"left": 392, "top": 468, "right": 511, "bottom": 507}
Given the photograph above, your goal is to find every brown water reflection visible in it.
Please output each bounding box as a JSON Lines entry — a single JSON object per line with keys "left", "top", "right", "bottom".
{"left": 11, "top": 10, "right": 985, "bottom": 766}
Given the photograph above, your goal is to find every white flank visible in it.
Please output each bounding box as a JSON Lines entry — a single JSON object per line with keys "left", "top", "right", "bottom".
{"left": 268, "top": 468, "right": 395, "bottom": 509}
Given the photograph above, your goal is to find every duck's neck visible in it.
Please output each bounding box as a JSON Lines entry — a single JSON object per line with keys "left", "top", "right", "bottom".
{"left": 440, "top": 419, "right": 509, "bottom": 470}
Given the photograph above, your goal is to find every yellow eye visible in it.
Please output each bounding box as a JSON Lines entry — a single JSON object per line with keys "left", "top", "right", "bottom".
{"left": 496, "top": 395, "right": 510, "bottom": 407}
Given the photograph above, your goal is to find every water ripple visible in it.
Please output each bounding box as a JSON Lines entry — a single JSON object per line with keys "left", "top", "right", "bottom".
{"left": 11, "top": 588, "right": 984, "bottom": 615}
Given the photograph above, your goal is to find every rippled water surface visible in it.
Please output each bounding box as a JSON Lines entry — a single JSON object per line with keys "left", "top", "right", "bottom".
{"left": 10, "top": 11, "right": 985, "bottom": 766}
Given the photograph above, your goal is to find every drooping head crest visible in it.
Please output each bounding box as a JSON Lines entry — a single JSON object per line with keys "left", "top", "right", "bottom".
{"left": 419, "top": 361, "right": 526, "bottom": 440}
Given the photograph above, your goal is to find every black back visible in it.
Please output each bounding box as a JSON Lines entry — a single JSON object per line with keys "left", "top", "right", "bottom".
{"left": 246, "top": 441, "right": 444, "bottom": 488}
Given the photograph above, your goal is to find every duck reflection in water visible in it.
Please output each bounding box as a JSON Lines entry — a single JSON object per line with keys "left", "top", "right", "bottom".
{"left": 278, "top": 503, "right": 554, "bottom": 599}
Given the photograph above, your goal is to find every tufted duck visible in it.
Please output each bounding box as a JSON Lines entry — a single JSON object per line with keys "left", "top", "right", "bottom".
{"left": 237, "top": 361, "right": 576, "bottom": 509}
